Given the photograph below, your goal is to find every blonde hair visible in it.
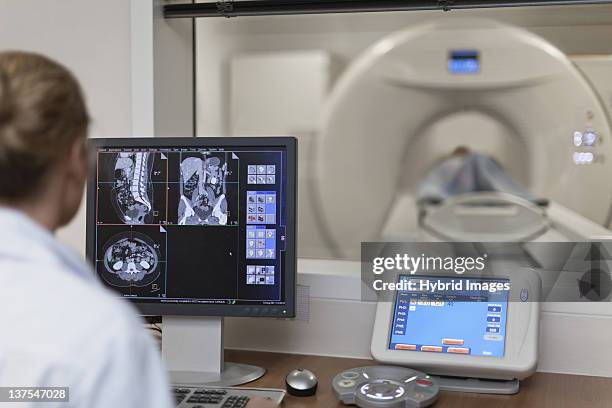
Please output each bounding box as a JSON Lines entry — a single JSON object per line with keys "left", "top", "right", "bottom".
{"left": 0, "top": 51, "right": 89, "bottom": 200}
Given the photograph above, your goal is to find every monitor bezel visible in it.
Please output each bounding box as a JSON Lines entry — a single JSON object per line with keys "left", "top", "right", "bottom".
{"left": 86, "top": 136, "right": 297, "bottom": 318}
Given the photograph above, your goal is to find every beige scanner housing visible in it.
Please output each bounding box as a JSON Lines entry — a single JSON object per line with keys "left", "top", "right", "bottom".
{"left": 315, "top": 19, "right": 612, "bottom": 259}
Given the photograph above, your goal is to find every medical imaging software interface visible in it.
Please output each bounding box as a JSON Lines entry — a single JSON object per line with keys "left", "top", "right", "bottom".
{"left": 389, "top": 276, "right": 509, "bottom": 357}
{"left": 93, "top": 145, "right": 288, "bottom": 306}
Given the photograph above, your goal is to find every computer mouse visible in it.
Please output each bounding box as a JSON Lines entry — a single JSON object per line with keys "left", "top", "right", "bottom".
{"left": 285, "top": 368, "right": 318, "bottom": 396}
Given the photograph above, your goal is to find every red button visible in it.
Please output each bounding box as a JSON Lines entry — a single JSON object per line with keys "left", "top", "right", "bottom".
{"left": 416, "top": 379, "right": 433, "bottom": 387}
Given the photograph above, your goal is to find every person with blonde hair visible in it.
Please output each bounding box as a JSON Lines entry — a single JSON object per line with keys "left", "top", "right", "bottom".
{"left": 0, "top": 50, "right": 173, "bottom": 407}
{"left": 0, "top": 51, "right": 277, "bottom": 408}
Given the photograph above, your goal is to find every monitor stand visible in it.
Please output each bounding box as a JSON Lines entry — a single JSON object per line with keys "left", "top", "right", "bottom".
{"left": 162, "top": 316, "right": 266, "bottom": 386}
{"left": 433, "top": 375, "right": 520, "bottom": 394}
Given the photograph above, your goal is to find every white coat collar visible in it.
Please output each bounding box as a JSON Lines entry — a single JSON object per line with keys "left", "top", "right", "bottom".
{"left": 0, "top": 207, "right": 94, "bottom": 281}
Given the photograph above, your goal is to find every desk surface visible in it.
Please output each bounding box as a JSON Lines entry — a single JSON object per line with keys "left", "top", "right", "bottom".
{"left": 227, "top": 350, "right": 612, "bottom": 408}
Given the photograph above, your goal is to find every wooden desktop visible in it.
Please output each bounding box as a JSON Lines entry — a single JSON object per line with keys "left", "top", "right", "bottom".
{"left": 227, "top": 350, "right": 612, "bottom": 407}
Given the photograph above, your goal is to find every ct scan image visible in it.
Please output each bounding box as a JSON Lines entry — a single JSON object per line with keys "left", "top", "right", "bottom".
{"left": 178, "top": 152, "right": 237, "bottom": 225}
{"left": 112, "top": 152, "right": 153, "bottom": 224}
{"left": 99, "top": 230, "right": 162, "bottom": 287}
{"left": 96, "top": 151, "right": 168, "bottom": 225}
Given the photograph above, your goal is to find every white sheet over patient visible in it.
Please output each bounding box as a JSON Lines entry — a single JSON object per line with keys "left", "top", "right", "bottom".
{"left": 416, "top": 153, "right": 539, "bottom": 204}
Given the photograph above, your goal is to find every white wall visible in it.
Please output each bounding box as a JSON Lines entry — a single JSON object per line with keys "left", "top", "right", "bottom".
{"left": 0, "top": 0, "right": 133, "bottom": 254}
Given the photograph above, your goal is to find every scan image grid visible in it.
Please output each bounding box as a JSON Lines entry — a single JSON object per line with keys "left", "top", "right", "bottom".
{"left": 96, "top": 149, "right": 239, "bottom": 287}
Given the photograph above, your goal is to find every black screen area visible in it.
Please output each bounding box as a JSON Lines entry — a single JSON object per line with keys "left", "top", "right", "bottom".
{"left": 89, "top": 141, "right": 293, "bottom": 316}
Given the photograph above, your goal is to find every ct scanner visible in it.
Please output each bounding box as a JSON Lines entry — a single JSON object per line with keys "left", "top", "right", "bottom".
{"left": 314, "top": 19, "right": 612, "bottom": 260}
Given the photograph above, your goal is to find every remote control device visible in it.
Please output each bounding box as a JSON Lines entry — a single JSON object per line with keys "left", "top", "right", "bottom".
{"left": 332, "top": 366, "right": 439, "bottom": 408}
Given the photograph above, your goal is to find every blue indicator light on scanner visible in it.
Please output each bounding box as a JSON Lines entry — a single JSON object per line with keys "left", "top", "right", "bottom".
{"left": 449, "top": 50, "right": 480, "bottom": 74}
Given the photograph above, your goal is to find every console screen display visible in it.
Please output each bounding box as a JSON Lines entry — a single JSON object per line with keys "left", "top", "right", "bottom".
{"left": 388, "top": 276, "right": 509, "bottom": 357}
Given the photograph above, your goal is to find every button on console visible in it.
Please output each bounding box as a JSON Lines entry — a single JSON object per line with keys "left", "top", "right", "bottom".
{"left": 416, "top": 379, "right": 434, "bottom": 387}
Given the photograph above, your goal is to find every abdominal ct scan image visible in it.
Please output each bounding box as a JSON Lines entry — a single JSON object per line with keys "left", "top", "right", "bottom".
{"left": 101, "top": 232, "right": 161, "bottom": 287}
{"left": 179, "top": 152, "right": 229, "bottom": 225}
{"left": 112, "top": 152, "right": 154, "bottom": 224}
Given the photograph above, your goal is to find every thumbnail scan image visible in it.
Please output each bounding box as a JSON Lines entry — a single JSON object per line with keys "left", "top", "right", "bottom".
{"left": 101, "top": 232, "right": 160, "bottom": 286}
{"left": 178, "top": 153, "right": 229, "bottom": 225}
{"left": 112, "top": 152, "right": 154, "bottom": 224}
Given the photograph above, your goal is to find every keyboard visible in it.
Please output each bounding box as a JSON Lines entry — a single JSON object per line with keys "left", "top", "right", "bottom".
{"left": 173, "top": 385, "right": 285, "bottom": 407}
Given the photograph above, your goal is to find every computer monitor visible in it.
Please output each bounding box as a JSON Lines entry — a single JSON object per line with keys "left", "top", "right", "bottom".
{"left": 86, "top": 137, "right": 297, "bottom": 385}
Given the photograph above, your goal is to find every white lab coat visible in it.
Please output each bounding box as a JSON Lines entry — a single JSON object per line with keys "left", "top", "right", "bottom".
{"left": 0, "top": 208, "right": 172, "bottom": 408}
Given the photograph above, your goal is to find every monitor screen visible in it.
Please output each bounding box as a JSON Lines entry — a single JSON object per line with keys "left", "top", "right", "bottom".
{"left": 86, "top": 137, "right": 296, "bottom": 317}
{"left": 388, "top": 276, "right": 509, "bottom": 357}
{"left": 448, "top": 50, "right": 480, "bottom": 74}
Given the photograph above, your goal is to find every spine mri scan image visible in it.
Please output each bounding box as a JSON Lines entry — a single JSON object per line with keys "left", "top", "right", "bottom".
{"left": 112, "top": 152, "right": 154, "bottom": 224}
{"left": 102, "top": 232, "right": 160, "bottom": 286}
{"left": 179, "top": 153, "right": 229, "bottom": 225}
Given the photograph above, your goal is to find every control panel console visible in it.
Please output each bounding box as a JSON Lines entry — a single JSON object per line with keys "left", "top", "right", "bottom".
{"left": 333, "top": 366, "right": 439, "bottom": 408}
